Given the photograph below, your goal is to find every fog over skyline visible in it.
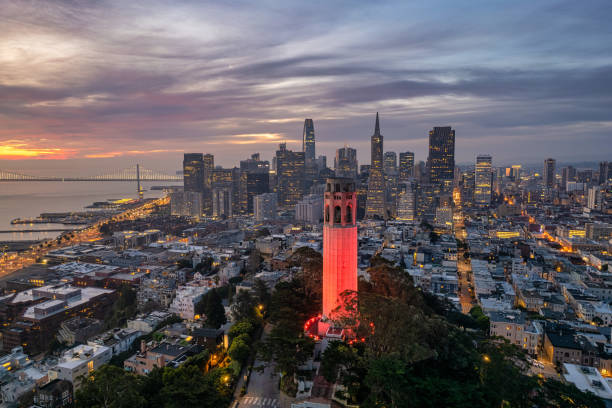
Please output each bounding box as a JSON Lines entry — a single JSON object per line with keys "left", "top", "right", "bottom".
{"left": 1, "top": 0, "right": 611, "bottom": 173}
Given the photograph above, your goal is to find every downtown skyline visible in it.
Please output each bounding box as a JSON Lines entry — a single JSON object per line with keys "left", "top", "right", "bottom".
{"left": 1, "top": 0, "right": 612, "bottom": 172}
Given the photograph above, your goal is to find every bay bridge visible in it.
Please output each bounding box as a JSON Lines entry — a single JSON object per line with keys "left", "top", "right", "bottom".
{"left": 0, "top": 165, "right": 182, "bottom": 182}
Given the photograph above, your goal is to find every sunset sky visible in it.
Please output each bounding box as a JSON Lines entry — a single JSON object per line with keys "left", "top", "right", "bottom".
{"left": 1, "top": 0, "right": 611, "bottom": 173}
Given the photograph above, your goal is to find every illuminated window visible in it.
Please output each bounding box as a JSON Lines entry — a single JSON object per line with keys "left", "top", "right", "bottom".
{"left": 88, "top": 361, "right": 94, "bottom": 372}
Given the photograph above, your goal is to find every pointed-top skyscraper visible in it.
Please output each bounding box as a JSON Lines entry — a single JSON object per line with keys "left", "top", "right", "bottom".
{"left": 366, "top": 113, "right": 387, "bottom": 219}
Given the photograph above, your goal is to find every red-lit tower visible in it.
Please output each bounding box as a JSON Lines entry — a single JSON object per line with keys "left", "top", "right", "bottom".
{"left": 322, "top": 177, "right": 357, "bottom": 323}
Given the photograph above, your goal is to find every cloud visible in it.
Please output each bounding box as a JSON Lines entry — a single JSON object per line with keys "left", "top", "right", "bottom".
{"left": 0, "top": 0, "right": 611, "bottom": 167}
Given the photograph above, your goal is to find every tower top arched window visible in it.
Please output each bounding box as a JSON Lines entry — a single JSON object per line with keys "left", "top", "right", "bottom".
{"left": 345, "top": 204, "right": 353, "bottom": 225}
{"left": 334, "top": 205, "right": 342, "bottom": 224}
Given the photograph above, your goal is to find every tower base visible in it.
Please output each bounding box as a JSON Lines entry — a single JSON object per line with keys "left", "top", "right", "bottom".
{"left": 304, "top": 316, "right": 345, "bottom": 341}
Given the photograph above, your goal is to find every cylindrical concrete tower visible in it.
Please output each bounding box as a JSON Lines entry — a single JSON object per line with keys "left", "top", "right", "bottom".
{"left": 322, "top": 177, "right": 358, "bottom": 320}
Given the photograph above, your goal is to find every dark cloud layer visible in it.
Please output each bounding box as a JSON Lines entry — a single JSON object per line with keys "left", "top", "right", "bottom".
{"left": 0, "top": 0, "right": 611, "bottom": 170}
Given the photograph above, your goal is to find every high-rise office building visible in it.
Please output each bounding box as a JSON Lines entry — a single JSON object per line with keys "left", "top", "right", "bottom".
{"left": 396, "top": 180, "right": 416, "bottom": 222}
{"left": 561, "top": 166, "right": 577, "bottom": 191}
{"left": 240, "top": 153, "right": 270, "bottom": 213}
{"left": 295, "top": 194, "right": 323, "bottom": 224}
{"left": 202, "top": 153, "right": 215, "bottom": 215}
{"left": 210, "top": 168, "right": 234, "bottom": 218}
{"left": 212, "top": 187, "right": 232, "bottom": 218}
{"left": 460, "top": 170, "right": 475, "bottom": 208}
{"left": 543, "top": 158, "right": 556, "bottom": 189}
{"left": 254, "top": 193, "right": 277, "bottom": 221}
{"left": 588, "top": 186, "right": 602, "bottom": 210}
{"left": 303, "top": 119, "right": 315, "bottom": 162}
{"left": 383, "top": 151, "right": 398, "bottom": 218}
{"left": 183, "top": 153, "right": 204, "bottom": 193}
{"left": 474, "top": 154, "right": 492, "bottom": 207}
{"left": 427, "top": 127, "right": 455, "bottom": 191}
{"left": 599, "top": 161, "right": 610, "bottom": 185}
{"left": 170, "top": 191, "right": 202, "bottom": 220}
{"left": 365, "top": 113, "right": 387, "bottom": 219}
{"left": 334, "top": 146, "right": 358, "bottom": 179}
{"left": 276, "top": 143, "right": 305, "bottom": 207}
{"left": 399, "top": 152, "right": 415, "bottom": 181}
{"left": 383, "top": 152, "right": 397, "bottom": 175}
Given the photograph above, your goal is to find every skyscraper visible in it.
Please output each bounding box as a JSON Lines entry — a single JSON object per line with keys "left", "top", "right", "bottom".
{"left": 240, "top": 153, "right": 270, "bottom": 213}
{"left": 254, "top": 193, "right": 277, "bottom": 221}
{"left": 474, "top": 154, "right": 492, "bottom": 207}
{"left": 183, "top": 153, "right": 204, "bottom": 193}
{"left": 561, "top": 166, "right": 576, "bottom": 191}
{"left": 365, "top": 113, "right": 386, "bottom": 219}
{"left": 599, "top": 161, "right": 610, "bottom": 185}
{"left": 543, "top": 158, "right": 556, "bottom": 189}
{"left": 303, "top": 119, "right": 317, "bottom": 192}
{"left": 396, "top": 180, "right": 416, "bottom": 221}
{"left": 334, "top": 146, "right": 358, "bottom": 179}
{"left": 276, "top": 143, "right": 305, "bottom": 207}
{"left": 399, "top": 152, "right": 415, "bottom": 181}
{"left": 427, "top": 127, "right": 455, "bottom": 191}
{"left": 383, "top": 151, "right": 398, "bottom": 217}
{"left": 202, "top": 153, "right": 214, "bottom": 215}
{"left": 302, "top": 119, "right": 315, "bottom": 162}
{"left": 383, "top": 152, "right": 397, "bottom": 175}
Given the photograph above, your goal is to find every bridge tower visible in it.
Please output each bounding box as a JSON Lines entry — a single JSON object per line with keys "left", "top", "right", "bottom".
{"left": 137, "top": 164, "right": 143, "bottom": 200}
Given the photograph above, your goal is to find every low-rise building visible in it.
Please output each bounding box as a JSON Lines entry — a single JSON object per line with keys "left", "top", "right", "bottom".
{"left": 50, "top": 344, "right": 112, "bottom": 389}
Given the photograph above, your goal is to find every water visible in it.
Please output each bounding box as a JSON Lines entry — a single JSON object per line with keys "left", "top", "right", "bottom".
{"left": 0, "top": 181, "right": 181, "bottom": 242}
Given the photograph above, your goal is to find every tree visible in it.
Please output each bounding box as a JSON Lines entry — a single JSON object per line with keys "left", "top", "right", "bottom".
{"left": 228, "top": 334, "right": 251, "bottom": 363}
{"left": 76, "top": 365, "right": 145, "bottom": 408}
{"left": 253, "top": 279, "right": 271, "bottom": 310}
{"left": 246, "top": 249, "right": 263, "bottom": 275}
{"left": 231, "top": 290, "right": 258, "bottom": 322}
{"left": 105, "top": 285, "right": 137, "bottom": 329}
{"left": 195, "top": 289, "right": 227, "bottom": 329}
{"left": 228, "top": 320, "right": 255, "bottom": 340}
{"left": 469, "top": 306, "right": 490, "bottom": 332}
{"left": 195, "top": 257, "right": 214, "bottom": 274}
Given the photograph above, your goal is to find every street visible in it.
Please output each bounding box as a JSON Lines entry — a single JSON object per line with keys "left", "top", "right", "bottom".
{"left": 233, "top": 325, "right": 281, "bottom": 408}
{"left": 0, "top": 196, "right": 168, "bottom": 279}
{"left": 454, "top": 214, "right": 476, "bottom": 313}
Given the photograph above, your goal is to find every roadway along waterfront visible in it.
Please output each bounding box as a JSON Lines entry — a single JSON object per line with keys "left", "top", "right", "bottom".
{"left": 0, "top": 196, "right": 169, "bottom": 279}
